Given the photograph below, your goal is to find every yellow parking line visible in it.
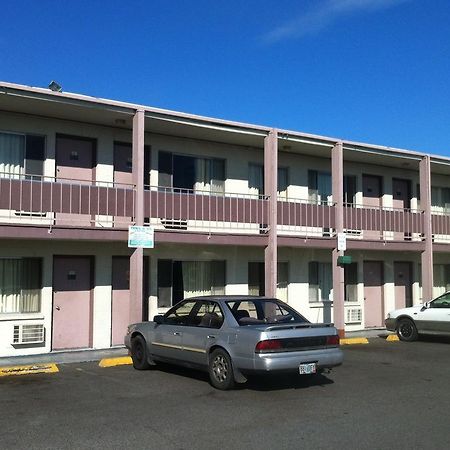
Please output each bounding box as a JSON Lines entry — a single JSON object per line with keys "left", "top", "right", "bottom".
{"left": 340, "top": 337, "right": 369, "bottom": 345}
{"left": 99, "top": 356, "right": 132, "bottom": 368}
{"left": 386, "top": 334, "right": 400, "bottom": 342}
{"left": 0, "top": 363, "right": 59, "bottom": 377}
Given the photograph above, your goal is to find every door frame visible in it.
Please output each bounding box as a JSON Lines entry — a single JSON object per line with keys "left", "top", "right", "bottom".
{"left": 363, "top": 260, "right": 385, "bottom": 328}
{"left": 394, "top": 261, "right": 413, "bottom": 308}
{"left": 392, "top": 178, "right": 412, "bottom": 209}
{"left": 55, "top": 133, "right": 97, "bottom": 180}
{"left": 51, "top": 255, "right": 95, "bottom": 351}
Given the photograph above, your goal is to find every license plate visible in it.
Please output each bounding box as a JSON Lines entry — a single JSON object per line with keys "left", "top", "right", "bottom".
{"left": 299, "top": 363, "right": 317, "bottom": 375}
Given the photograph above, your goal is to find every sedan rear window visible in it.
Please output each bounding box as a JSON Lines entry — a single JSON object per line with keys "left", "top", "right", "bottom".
{"left": 226, "top": 299, "right": 309, "bottom": 326}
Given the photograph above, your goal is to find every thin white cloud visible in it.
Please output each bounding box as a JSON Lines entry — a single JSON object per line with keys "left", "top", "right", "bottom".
{"left": 262, "top": 0, "right": 411, "bottom": 44}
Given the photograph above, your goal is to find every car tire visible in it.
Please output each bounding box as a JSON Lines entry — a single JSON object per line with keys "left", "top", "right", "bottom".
{"left": 396, "top": 318, "right": 418, "bottom": 342}
{"left": 131, "top": 335, "right": 151, "bottom": 370}
{"left": 209, "top": 348, "right": 235, "bottom": 390}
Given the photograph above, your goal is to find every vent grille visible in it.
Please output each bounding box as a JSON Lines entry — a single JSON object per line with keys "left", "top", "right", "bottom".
{"left": 13, "top": 324, "right": 45, "bottom": 345}
{"left": 345, "top": 308, "right": 362, "bottom": 324}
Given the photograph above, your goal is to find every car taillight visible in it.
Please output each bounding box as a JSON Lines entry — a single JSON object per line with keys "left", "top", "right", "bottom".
{"left": 255, "top": 339, "right": 283, "bottom": 353}
{"left": 326, "top": 335, "right": 340, "bottom": 346}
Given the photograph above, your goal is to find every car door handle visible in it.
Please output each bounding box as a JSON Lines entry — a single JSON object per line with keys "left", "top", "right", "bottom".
{"left": 207, "top": 335, "right": 216, "bottom": 339}
{"left": 173, "top": 331, "right": 181, "bottom": 336}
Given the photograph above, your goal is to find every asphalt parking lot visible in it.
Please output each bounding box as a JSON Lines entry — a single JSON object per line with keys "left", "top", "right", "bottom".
{"left": 1, "top": 338, "right": 450, "bottom": 450}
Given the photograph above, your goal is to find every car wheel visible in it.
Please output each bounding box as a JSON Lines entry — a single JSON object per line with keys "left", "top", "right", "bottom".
{"left": 131, "top": 335, "right": 151, "bottom": 370}
{"left": 397, "top": 318, "right": 418, "bottom": 342}
{"left": 209, "top": 348, "right": 235, "bottom": 390}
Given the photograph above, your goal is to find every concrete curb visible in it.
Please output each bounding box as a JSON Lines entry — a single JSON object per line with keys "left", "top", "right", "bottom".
{"left": 340, "top": 337, "right": 369, "bottom": 345}
{"left": 99, "top": 356, "right": 132, "bottom": 368}
{"left": 0, "top": 363, "right": 59, "bottom": 377}
{"left": 386, "top": 334, "right": 400, "bottom": 342}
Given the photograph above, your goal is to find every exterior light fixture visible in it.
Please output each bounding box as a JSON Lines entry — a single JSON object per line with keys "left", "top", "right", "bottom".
{"left": 48, "top": 81, "right": 62, "bottom": 92}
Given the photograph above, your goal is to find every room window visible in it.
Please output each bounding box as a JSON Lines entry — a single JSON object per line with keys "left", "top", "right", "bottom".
{"left": 431, "top": 186, "right": 450, "bottom": 213}
{"left": 248, "top": 262, "right": 289, "bottom": 302}
{"left": 248, "top": 163, "right": 289, "bottom": 198}
{"left": 0, "top": 258, "right": 42, "bottom": 314}
{"left": 158, "top": 151, "right": 225, "bottom": 194}
{"left": 308, "top": 170, "right": 332, "bottom": 205}
{"left": 344, "top": 263, "right": 358, "bottom": 302}
{"left": 309, "top": 262, "right": 332, "bottom": 302}
{"left": 0, "top": 132, "right": 45, "bottom": 179}
{"left": 157, "top": 260, "right": 225, "bottom": 308}
{"left": 343, "top": 175, "right": 357, "bottom": 205}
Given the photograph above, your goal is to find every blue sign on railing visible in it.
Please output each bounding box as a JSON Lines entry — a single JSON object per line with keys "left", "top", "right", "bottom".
{"left": 128, "top": 226, "right": 154, "bottom": 248}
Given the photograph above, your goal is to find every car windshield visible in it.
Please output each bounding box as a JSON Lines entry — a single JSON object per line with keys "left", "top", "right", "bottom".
{"left": 226, "top": 299, "right": 309, "bottom": 326}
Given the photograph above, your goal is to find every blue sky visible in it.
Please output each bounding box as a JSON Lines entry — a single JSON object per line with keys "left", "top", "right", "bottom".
{"left": 1, "top": 0, "right": 450, "bottom": 156}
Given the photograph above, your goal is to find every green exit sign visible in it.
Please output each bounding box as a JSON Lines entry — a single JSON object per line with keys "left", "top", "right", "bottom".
{"left": 337, "top": 255, "right": 352, "bottom": 265}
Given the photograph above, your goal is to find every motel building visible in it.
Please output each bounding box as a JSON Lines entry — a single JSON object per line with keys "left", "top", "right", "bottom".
{"left": 0, "top": 81, "right": 449, "bottom": 358}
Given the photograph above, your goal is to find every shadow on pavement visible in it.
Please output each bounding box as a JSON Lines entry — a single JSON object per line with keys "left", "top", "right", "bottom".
{"left": 151, "top": 362, "right": 334, "bottom": 391}
{"left": 418, "top": 335, "right": 450, "bottom": 344}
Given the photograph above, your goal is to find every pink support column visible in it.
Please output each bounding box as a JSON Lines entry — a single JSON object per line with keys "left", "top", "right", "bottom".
{"left": 331, "top": 142, "right": 345, "bottom": 337}
{"left": 420, "top": 155, "right": 434, "bottom": 302}
{"left": 130, "top": 109, "right": 145, "bottom": 324}
{"left": 264, "top": 129, "right": 278, "bottom": 298}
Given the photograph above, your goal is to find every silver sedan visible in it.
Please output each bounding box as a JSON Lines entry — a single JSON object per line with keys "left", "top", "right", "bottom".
{"left": 125, "top": 296, "right": 343, "bottom": 390}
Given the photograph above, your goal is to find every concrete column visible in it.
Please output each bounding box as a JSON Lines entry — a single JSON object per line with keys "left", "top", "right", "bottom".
{"left": 331, "top": 142, "right": 345, "bottom": 337}
{"left": 264, "top": 129, "right": 278, "bottom": 297}
{"left": 419, "top": 155, "right": 433, "bottom": 301}
{"left": 130, "top": 110, "right": 145, "bottom": 323}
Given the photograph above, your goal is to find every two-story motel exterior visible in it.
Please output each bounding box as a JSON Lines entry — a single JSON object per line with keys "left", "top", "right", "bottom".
{"left": 0, "top": 81, "right": 449, "bottom": 357}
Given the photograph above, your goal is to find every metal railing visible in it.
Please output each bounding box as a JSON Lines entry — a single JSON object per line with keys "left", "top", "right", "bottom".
{"left": 0, "top": 172, "right": 135, "bottom": 228}
{"left": 144, "top": 186, "right": 269, "bottom": 233}
{"left": 1, "top": 171, "right": 448, "bottom": 242}
{"left": 277, "top": 197, "right": 336, "bottom": 238}
{"left": 431, "top": 210, "right": 450, "bottom": 242}
{"left": 343, "top": 203, "right": 424, "bottom": 241}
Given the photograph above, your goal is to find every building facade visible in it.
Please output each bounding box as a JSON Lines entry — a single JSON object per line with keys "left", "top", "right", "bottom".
{"left": 0, "top": 81, "right": 449, "bottom": 357}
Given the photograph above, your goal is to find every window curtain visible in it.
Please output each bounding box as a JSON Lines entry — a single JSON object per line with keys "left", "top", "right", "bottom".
{"left": 0, "top": 132, "right": 25, "bottom": 178}
{"left": 194, "top": 158, "right": 211, "bottom": 193}
{"left": 309, "top": 262, "right": 333, "bottom": 302}
{"left": 344, "top": 263, "right": 358, "bottom": 302}
{"left": 309, "top": 262, "right": 319, "bottom": 302}
{"left": 308, "top": 171, "right": 319, "bottom": 203}
{"left": 431, "top": 187, "right": 441, "bottom": 213}
{"left": 433, "top": 264, "right": 447, "bottom": 297}
{"left": 0, "top": 258, "right": 40, "bottom": 313}
{"left": 277, "top": 262, "right": 288, "bottom": 302}
{"left": 194, "top": 158, "right": 225, "bottom": 194}
{"left": 319, "top": 263, "right": 333, "bottom": 302}
{"left": 21, "top": 259, "right": 42, "bottom": 312}
{"left": 211, "top": 159, "right": 225, "bottom": 194}
{"left": 249, "top": 163, "right": 263, "bottom": 196}
{"left": 277, "top": 168, "right": 288, "bottom": 200}
{"left": 182, "top": 261, "right": 225, "bottom": 298}
{"left": 318, "top": 173, "right": 332, "bottom": 205}
{"left": 443, "top": 188, "right": 450, "bottom": 213}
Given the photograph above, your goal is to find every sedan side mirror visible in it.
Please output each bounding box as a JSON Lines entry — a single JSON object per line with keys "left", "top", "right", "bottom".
{"left": 420, "top": 302, "right": 429, "bottom": 312}
{"left": 153, "top": 315, "right": 164, "bottom": 324}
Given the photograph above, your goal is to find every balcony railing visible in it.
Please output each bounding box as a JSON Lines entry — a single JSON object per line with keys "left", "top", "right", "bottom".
{"left": 431, "top": 210, "right": 450, "bottom": 243}
{"left": 144, "top": 186, "right": 268, "bottom": 233}
{"left": 0, "top": 172, "right": 448, "bottom": 244}
{"left": 0, "top": 172, "right": 135, "bottom": 227}
{"left": 343, "top": 203, "right": 424, "bottom": 241}
{"left": 277, "top": 197, "right": 336, "bottom": 238}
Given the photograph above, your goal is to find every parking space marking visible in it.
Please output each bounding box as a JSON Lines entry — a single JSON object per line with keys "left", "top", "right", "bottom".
{"left": 340, "top": 337, "right": 369, "bottom": 345}
{"left": 386, "top": 334, "right": 400, "bottom": 342}
{"left": 0, "top": 363, "right": 59, "bottom": 377}
{"left": 99, "top": 356, "right": 132, "bottom": 368}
